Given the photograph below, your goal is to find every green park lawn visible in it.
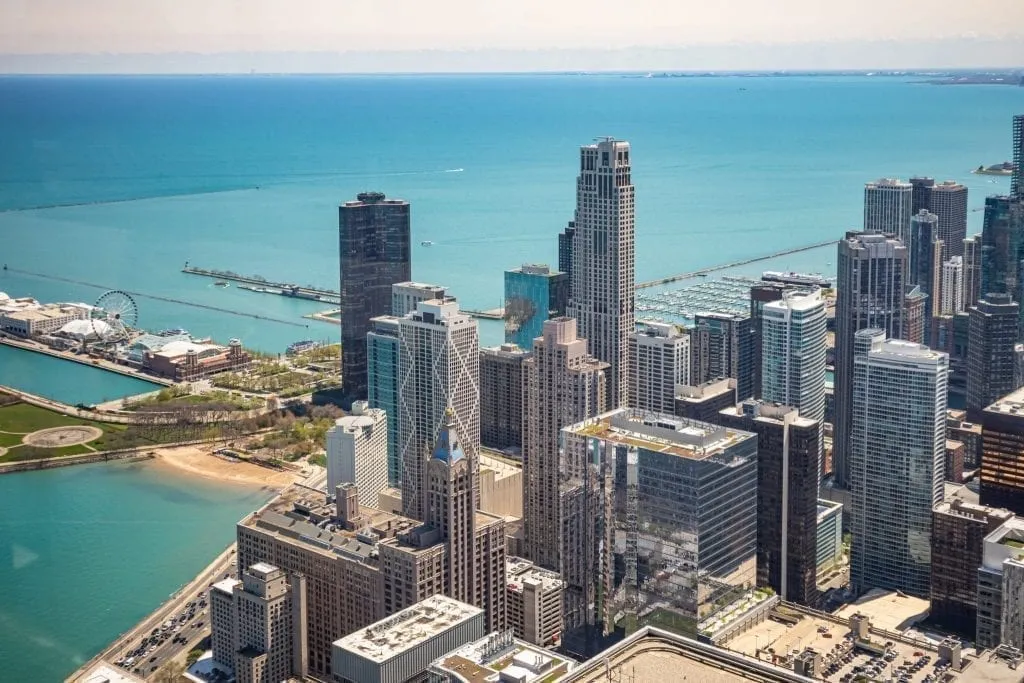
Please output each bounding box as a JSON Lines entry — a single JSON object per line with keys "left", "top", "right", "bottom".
{"left": 0, "top": 402, "right": 125, "bottom": 463}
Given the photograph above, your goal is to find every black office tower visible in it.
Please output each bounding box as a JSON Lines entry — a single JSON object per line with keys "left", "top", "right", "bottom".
{"left": 910, "top": 177, "right": 935, "bottom": 214}
{"left": 690, "top": 312, "right": 755, "bottom": 401}
{"left": 966, "top": 293, "right": 1020, "bottom": 422}
{"left": 1013, "top": 114, "right": 1023, "bottom": 199}
{"left": 981, "top": 195, "right": 1024, "bottom": 335}
{"left": 339, "top": 192, "right": 411, "bottom": 404}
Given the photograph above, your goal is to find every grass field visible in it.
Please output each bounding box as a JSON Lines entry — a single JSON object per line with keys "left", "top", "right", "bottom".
{"left": 0, "top": 432, "right": 26, "bottom": 447}
{"left": 0, "top": 402, "right": 121, "bottom": 463}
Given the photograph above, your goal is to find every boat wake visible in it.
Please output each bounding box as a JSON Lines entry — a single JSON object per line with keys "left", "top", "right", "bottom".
{"left": 445, "top": 168, "right": 464, "bottom": 173}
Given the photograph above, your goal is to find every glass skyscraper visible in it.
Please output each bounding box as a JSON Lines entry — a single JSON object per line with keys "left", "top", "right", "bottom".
{"left": 503, "top": 264, "right": 568, "bottom": 349}
{"left": 366, "top": 315, "right": 401, "bottom": 486}
{"left": 981, "top": 195, "right": 1024, "bottom": 335}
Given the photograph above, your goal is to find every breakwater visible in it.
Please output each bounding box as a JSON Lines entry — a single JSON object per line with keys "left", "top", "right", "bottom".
{"left": 182, "top": 264, "right": 341, "bottom": 303}
{"left": 0, "top": 449, "right": 154, "bottom": 475}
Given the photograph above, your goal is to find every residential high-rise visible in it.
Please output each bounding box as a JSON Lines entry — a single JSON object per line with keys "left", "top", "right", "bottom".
{"left": 506, "top": 557, "right": 565, "bottom": 647}
{"left": 690, "top": 312, "right": 755, "bottom": 401}
{"left": 966, "top": 293, "right": 1019, "bottom": 422}
{"left": 910, "top": 176, "right": 935, "bottom": 214}
{"left": 398, "top": 297, "right": 480, "bottom": 522}
{"left": 504, "top": 264, "right": 569, "bottom": 349}
{"left": 718, "top": 401, "right": 821, "bottom": 606}
{"left": 392, "top": 281, "right": 446, "bottom": 317}
{"left": 760, "top": 289, "right": 827, "bottom": 428}
{"left": 326, "top": 401, "right": 389, "bottom": 508}
{"left": 367, "top": 315, "right": 402, "bottom": 487}
{"left": 864, "top": 178, "right": 914, "bottom": 242}
{"left": 832, "top": 232, "right": 908, "bottom": 488}
{"left": 849, "top": 330, "right": 948, "bottom": 598}
{"left": 963, "top": 234, "right": 983, "bottom": 308}
{"left": 930, "top": 499, "right": 1013, "bottom": 636}
{"left": 210, "top": 562, "right": 308, "bottom": 683}
{"left": 981, "top": 387, "right": 1024, "bottom": 516}
{"left": 562, "top": 409, "right": 758, "bottom": 639}
{"left": 749, "top": 281, "right": 789, "bottom": 398}
{"left": 930, "top": 181, "right": 969, "bottom": 258}
{"left": 1013, "top": 114, "right": 1023, "bottom": 198}
{"left": 903, "top": 285, "right": 927, "bottom": 345}
{"left": 340, "top": 192, "right": 411, "bottom": 404}
{"left": 558, "top": 221, "right": 576, "bottom": 296}
{"left": 981, "top": 195, "right": 1024, "bottom": 332}
{"left": 909, "top": 209, "right": 940, "bottom": 314}
{"left": 566, "top": 138, "right": 635, "bottom": 410}
{"left": 942, "top": 257, "right": 964, "bottom": 315}
{"left": 522, "top": 317, "right": 607, "bottom": 570}
{"left": 479, "top": 343, "right": 528, "bottom": 452}
{"left": 627, "top": 321, "right": 690, "bottom": 414}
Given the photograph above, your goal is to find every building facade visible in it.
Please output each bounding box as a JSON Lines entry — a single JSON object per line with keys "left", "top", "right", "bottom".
{"left": 930, "top": 181, "right": 969, "bottom": 258}
{"left": 910, "top": 176, "right": 935, "bottom": 214}
{"left": 981, "top": 195, "right": 1024, "bottom": 334}
{"left": 978, "top": 518, "right": 1024, "bottom": 650}
{"left": 627, "top": 321, "right": 690, "bottom": 414}
{"left": 521, "top": 317, "right": 607, "bottom": 571}
{"left": 340, "top": 192, "right": 411, "bottom": 404}
{"left": 941, "top": 257, "right": 964, "bottom": 315}
{"left": 506, "top": 557, "right": 565, "bottom": 647}
{"left": 397, "top": 298, "right": 480, "bottom": 522}
{"left": 326, "top": 402, "right": 389, "bottom": 508}
{"left": 391, "top": 282, "right": 446, "bottom": 318}
{"left": 367, "top": 315, "right": 402, "bottom": 487}
{"left": 690, "top": 312, "right": 755, "bottom": 401}
{"left": 673, "top": 378, "right": 737, "bottom": 423}
{"left": 930, "top": 499, "right": 1013, "bottom": 636}
{"left": 966, "top": 293, "right": 1019, "bottom": 423}
{"left": 908, "top": 209, "right": 940, "bottom": 324}
{"left": 566, "top": 138, "right": 635, "bottom": 410}
{"left": 209, "top": 562, "right": 308, "bottom": 683}
{"left": 504, "top": 264, "right": 569, "bottom": 349}
{"left": 718, "top": 401, "right": 821, "bottom": 606}
{"left": 1013, "top": 114, "right": 1023, "bottom": 199}
{"left": 963, "top": 234, "right": 983, "bottom": 309}
{"left": 558, "top": 221, "right": 576, "bottom": 298}
{"left": 864, "top": 178, "right": 914, "bottom": 242}
{"left": 479, "top": 344, "right": 528, "bottom": 452}
{"left": 981, "top": 388, "right": 1024, "bottom": 516}
{"left": 832, "top": 232, "right": 909, "bottom": 488}
{"left": 849, "top": 330, "right": 948, "bottom": 598}
{"left": 749, "top": 281, "right": 789, "bottom": 399}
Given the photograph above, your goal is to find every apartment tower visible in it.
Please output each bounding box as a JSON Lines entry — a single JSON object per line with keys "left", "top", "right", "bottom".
{"left": 325, "top": 401, "right": 389, "bottom": 508}
{"left": 930, "top": 181, "right": 969, "bottom": 258}
{"left": 981, "top": 195, "right": 1024, "bottom": 335}
{"left": 832, "top": 232, "right": 908, "bottom": 488}
{"left": 367, "top": 315, "right": 402, "bottom": 486}
{"left": 339, "top": 192, "right": 411, "bottom": 404}
{"left": 567, "top": 138, "right": 635, "bottom": 410}
{"left": 849, "top": 330, "right": 948, "bottom": 598}
{"left": 627, "top": 320, "right": 690, "bottom": 414}
{"left": 942, "top": 257, "right": 965, "bottom": 316}
{"left": 910, "top": 177, "right": 935, "bottom": 214}
{"left": 690, "top": 312, "right": 755, "bottom": 401}
{"left": 963, "top": 234, "right": 983, "bottom": 309}
{"left": 966, "top": 293, "right": 1019, "bottom": 422}
{"left": 398, "top": 297, "right": 480, "bottom": 522}
{"left": 1013, "top": 114, "right": 1023, "bottom": 198}
{"left": 864, "top": 178, "right": 914, "bottom": 242}
{"left": 479, "top": 343, "right": 528, "bottom": 451}
{"left": 522, "top": 317, "right": 607, "bottom": 570}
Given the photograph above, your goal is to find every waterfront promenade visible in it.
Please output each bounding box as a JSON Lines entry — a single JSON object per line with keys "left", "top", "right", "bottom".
{"left": 0, "top": 335, "right": 175, "bottom": 387}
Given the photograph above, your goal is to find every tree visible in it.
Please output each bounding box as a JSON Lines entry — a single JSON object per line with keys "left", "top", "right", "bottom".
{"left": 153, "top": 660, "right": 186, "bottom": 683}
{"left": 186, "top": 648, "right": 203, "bottom": 666}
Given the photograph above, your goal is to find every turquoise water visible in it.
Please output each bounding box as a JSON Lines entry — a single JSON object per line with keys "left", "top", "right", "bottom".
{"left": 0, "top": 461, "right": 272, "bottom": 682}
{"left": 0, "top": 75, "right": 1022, "bottom": 677}
{"left": 0, "top": 344, "right": 161, "bottom": 404}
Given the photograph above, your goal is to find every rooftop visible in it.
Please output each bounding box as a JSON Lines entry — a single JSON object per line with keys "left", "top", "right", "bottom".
{"left": 333, "top": 594, "right": 482, "bottom": 664}
{"left": 985, "top": 386, "right": 1024, "bottom": 416}
{"left": 77, "top": 664, "right": 146, "bottom": 683}
{"left": 434, "top": 632, "right": 573, "bottom": 683}
{"left": 506, "top": 556, "right": 563, "bottom": 595}
{"left": 211, "top": 578, "right": 240, "bottom": 596}
{"left": 568, "top": 409, "right": 753, "bottom": 462}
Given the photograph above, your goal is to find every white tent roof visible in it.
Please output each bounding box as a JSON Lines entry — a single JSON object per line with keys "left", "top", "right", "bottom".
{"left": 59, "top": 318, "right": 113, "bottom": 339}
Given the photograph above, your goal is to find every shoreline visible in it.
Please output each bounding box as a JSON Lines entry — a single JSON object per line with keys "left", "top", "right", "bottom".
{"left": 145, "top": 443, "right": 304, "bottom": 490}
{"left": 0, "top": 335, "right": 175, "bottom": 388}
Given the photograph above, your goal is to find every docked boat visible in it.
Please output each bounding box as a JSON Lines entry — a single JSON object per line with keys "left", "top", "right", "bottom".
{"left": 421, "top": 240, "right": 434, "bottom": 247}
{"left": 213, "top": 281, "right": 229, "bottom": 288}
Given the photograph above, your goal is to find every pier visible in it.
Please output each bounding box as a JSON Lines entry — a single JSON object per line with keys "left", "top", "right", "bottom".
{"left": 182, "top": 264, "right": 341, "bottom": 304}
{"left": 635, "top": 239, "right": 837, "bottom": 289}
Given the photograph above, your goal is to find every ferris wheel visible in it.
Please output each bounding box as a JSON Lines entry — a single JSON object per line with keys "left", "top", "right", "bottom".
{"left": 91, "top": 290, "right": 139, "bottom": 342}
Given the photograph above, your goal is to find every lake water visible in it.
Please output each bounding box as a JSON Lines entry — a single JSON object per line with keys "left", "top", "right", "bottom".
{"left": 0, "top": 344, "right": 161, "bottom": 404}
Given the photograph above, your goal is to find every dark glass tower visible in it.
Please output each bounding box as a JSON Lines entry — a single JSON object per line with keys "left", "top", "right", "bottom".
{"left": 966, "top": 293, "right": 1020, "bottom": 422}
{"left": 1013, "top": 114, "right": 1023, "bottom": 199}
{"left": 557, "top": 220, "right": 576, "bottom": 298}
{"left": 749, "top": 281, "right": 788, "bottom": 399}
{"left": 981, "top": 195, "right": 1024, "bottom": 335}
{"left": 690, "top": 312, "right": 755, "bottom": 401}
{"left": 339, "top": 192, "right": 411, "bottom": 404}
{"left": 910, "top": 176, "right": 935, "bottom": 214}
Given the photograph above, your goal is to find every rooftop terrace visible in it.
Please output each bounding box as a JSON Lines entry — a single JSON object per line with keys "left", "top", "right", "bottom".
{"left": 569, "top": 409, "right": 752, "bottom": 461}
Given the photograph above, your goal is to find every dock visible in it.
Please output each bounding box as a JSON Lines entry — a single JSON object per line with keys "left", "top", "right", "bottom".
{"left": 636, "top": 239, "right": 837, "bottom": 289}
{"left": 182, "top": 264, "right": 341, "bottom": 304}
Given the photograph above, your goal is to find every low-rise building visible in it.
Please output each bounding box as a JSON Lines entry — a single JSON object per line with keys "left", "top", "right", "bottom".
{"left": 331, "top": 595, "right": 486, "bottom": 683}
{"left": 506, "top": 557, "right": 564, "bottom": 647}
{"left": 428, "top": 630, "right": 574, "bottom": 682}
{"left": 143, "top": 338, "right": 251, "bottom": 381}
{"left": 0, "top": 298, "right": 89, "bottom": 337}
{"left": 947, "top": 410, "right": 983, "bottom": 469}
{"left": 946, "top": 440, "right": 966, "bottom": 483}
{"left": 816, "top": 499, "right": 844, "bottom": 582}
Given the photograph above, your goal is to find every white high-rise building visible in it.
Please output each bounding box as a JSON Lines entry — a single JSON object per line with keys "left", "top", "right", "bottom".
{"left": 392, "top": 281, "right": 447, "bottom": 317}
{"left": 325, "top": 401, "right": 389, "bottom": 508}
{"left": 398, "top": 297, "right": 480, "bottom": 521}
{"left": 849, "top": 330, "right": 948, "bottom": 598}
{"left": 941, "top": 256, "right": 965, "bottom": 316}
{"left": 864, "top": 178, "right": 914, "bottom": 243}
{"left": 627, "top": 321, "right": 689, "bottom": 414}
{"left": 567, "top": 137, "right": 635, "bottom": 410}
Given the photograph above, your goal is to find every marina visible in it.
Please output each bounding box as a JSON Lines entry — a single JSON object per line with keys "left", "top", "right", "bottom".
{"left": 638, "top": 276, "right": 761, "bottom": 324}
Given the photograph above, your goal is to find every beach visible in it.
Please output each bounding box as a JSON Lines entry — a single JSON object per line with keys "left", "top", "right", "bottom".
{"left": 147, "top": 444, "right": 303, "bottom": 489}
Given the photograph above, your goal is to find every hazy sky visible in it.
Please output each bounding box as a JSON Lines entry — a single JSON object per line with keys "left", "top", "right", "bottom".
{"left": 1, "top": 0, "right": 1023, "bottom": 71}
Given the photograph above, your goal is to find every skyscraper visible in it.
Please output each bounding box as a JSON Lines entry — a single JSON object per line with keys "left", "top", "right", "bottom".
{"left": 627, "top": 321, "right": 690, "bottom": 414}
{"left": 910, "top": 176, "right": 935, "bottom": 214}
{"left": 966, "top": 293, "right": 1020, "bottom": 422}
{"left": 504, "top": 264, "right": 569, "bottom": 349}
{"left": 522, "top": 317, "right": 607, "bottom": 570}
{"left": 832, "top": 232, "right": 908, "bottom": 488}
{"left": 326, "top": 401, "right": 389, "bottom": 508}
{"left": 690, "top": 312, "right": 755, "bottom": 401}
{"left": 367, "top": 315, "right": 402, "bottom": 487}
{"left": 392, "top": 281, "right": 446, "bottom": 317}
{"left": 339, "top": 192, "right": 411, "bottom": 404}
{"left": 479, "top": 343, "right": 528, "bottom": 451}
{"left": 718, "top": 401, "right": 821, "bottom": 607}
{"left": 908, "top": 209, "right": 940, "bottom": 312}
{"left": 749, "top": 281, "right": 789, "bottom": 399}
{"left": 864, "top": 178, "right": 914, "bottom": 242}
{"left": 1013, "top": 114, "right": 1023, "bottom": 198}
{"left": 849, "top": 330, "right": 948, "bottom": 598}
{"left": 963, "top": 234, "right": 983, "bottom": 309}
{"left": 981, "top": 195, "right": 1024, "bottom": 333}
{"left": 567, "top": 138, "right": 635, "bottom": 410}
{"left": 942, "top": 257, "right": 964, "bottom": 316}
{"left": 558, "top": 221, "right": 576, "bottom": 297}
{"left": 930, "top": 181, "right": 969, "bottom": 258}
{"left": 398, "top": 297, "right": 480, "bottom": 522}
